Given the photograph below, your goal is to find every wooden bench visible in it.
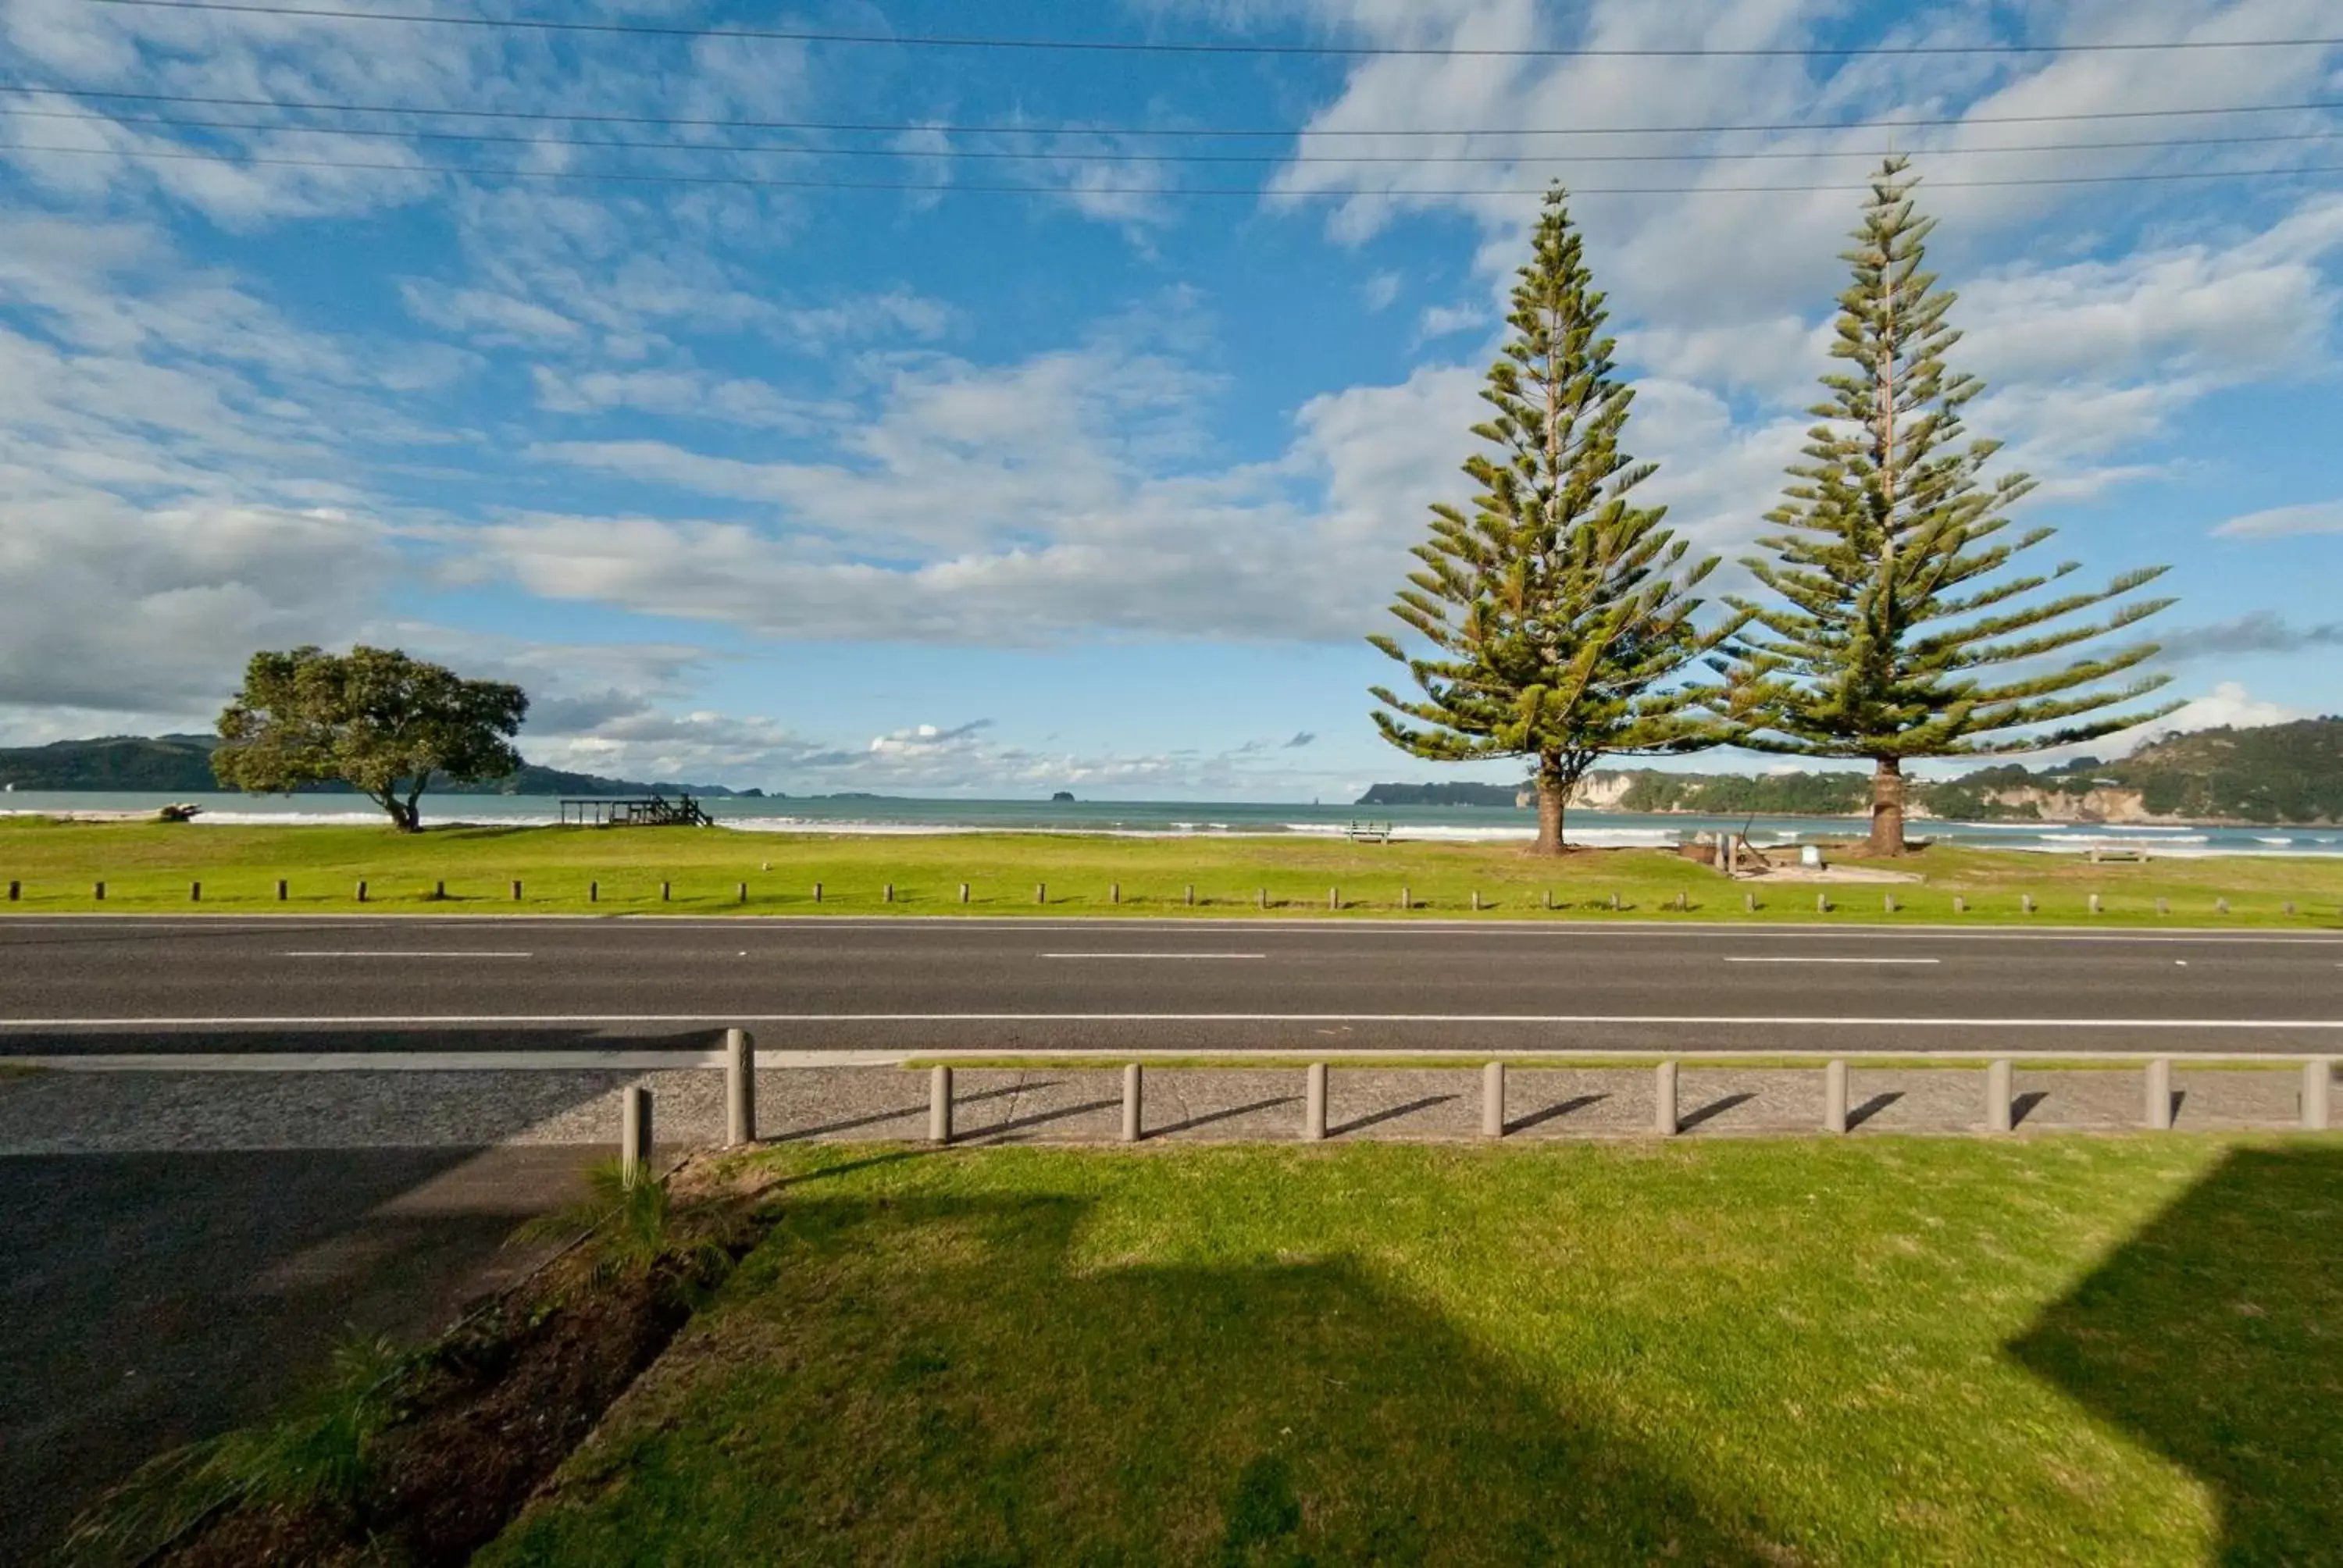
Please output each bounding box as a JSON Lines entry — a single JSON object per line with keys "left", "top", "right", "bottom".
{"left": 1346, "top": 821, "right": 1394, "bottom": 843}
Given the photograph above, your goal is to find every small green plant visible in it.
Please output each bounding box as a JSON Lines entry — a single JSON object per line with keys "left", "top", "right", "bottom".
{"left": 507, "top": 1161, "right": 729, "bottom": 1288}
{"left": 62, "top": 1330, "right": 408, "bottom": 1565}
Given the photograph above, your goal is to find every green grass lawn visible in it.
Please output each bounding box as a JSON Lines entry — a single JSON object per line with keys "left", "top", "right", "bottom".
{"left": 0, "top": 818, "right": 2338, "bottom": 925}
{"left": 479, "top": 1136, "right": 2341, "bottom": 1566}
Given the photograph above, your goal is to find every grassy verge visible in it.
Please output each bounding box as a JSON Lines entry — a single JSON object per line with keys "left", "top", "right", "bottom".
{"left": 480, "top": 1136, "right": 2341, "bottom": 1566}
{"left": 2, "top": 818, "right": 2339, "bottom": 925}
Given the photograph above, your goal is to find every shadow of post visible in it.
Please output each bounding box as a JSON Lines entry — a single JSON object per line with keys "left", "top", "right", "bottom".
{"left": 487, "top": 1188, "right": 1798, "bottom": 1565}
{"left": 2007, "top": 1144, "right": 2343, "bottom": 1564}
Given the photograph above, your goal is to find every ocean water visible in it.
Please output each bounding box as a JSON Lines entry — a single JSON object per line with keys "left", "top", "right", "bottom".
{"left": 2, "top": 789, "right": 2338, "bottom": 856}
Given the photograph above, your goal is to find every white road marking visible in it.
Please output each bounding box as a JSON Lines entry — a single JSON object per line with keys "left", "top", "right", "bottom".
{"left": 1040, "top": 952, "right": 1266, "bottom": 960}
{"left": 3, "top": 1011, "right": 2339, "bottom": 1029}
{"left": 10, "top": 1046, "right": 2334, "bottom": 1071}
{"left": 1724, "top": 956, "right": 1942, "bottom": 966}
{"left": 281, "top": 950, "right": 533, "bottom": 959}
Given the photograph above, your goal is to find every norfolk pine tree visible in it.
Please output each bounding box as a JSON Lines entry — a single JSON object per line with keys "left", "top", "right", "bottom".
{"left": 1724, "top": 159, "right": 2178, "bottom": 857}
{"left": 1370, "top": 187, "right": 1737, "bottom": 856}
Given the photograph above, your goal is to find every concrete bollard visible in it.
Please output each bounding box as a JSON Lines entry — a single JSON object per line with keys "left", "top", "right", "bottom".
{"left": 620, "top": 1085, "right": 652, "bottom": 1188}
{"left": 813, "top": 881, "right": 823, "bottom": 903}
{"left": 1952, "top": 896, "right": 1966, "bottom": 914}
{"left": 1328, "top": 886, "right": 1339, "bottom": 911}
{"left": 1608, "top": 892, "right": 1621, "bottom": 911}
{"left": 2305, "top": 1059, "right": 2332, "bottom": 1131}
{"left": 1471, "top": 890, "right": 1482, "bottom": 912}
{"left": 1304, "top": 1063, "right": 1328, "bottom": 1141}
{"left": 2156, "top": 897, "right": 2168, "bottom": 916}
{"left": 2021, "top": 893, "right": 2034, "bottom": 914}
{"left": 1883, "top": 893, "right": 1896, "bottom": 914}
{"left": 1655, "top": 1061, "right": 1678, "bottom": 1137}
{"left": 2088, "top": 893, "right": 2102, "bottom": 915}
{"left": 1824, "top": 1059, "right": 1848, "bottom": 1134}
{"left": 883, "top": 882, "right": 894, "bottom": 903}
{"left": 1122, "top": 1063, "right": 1143, "bottom": 1143}
{"left": 1184, "top": 885, "right": 1195, "bottom": 907}
{"left": 1482, "top": 1060, "right": 1505, "bottom": 1139}
{"left": 95, "top": 880, "right": 105, "bottom": 902}
{"left": 189, "top": 881, "right": 200, "bottom": 903}
{"left": 725, "top": 1028, "right": 757, "bottom": 1147}
{"left": 1400, "top": 886, "right": 1410, "bottom": 911}
{"left": 1111, "top": 882, "right": 1120, "bottom": 905}
{"left": 353, "top": 879, "right": 364, "bottom": 903}
{"left": 1817, "top": 893, "right": 1830, "bottom": 914}
{"left": 1543, "top": 889, "right": 1554, "bottom": 911}
{"left": 929, "top": 1065, "right": 953, "bottom": 1145}
{"left": 277, "top": 878, "right": 289, "bottom": 902}
{"left": 1987, "top": 1060, "right": 2013, "bottom": 1134}
{"left": 2215, "top": 897, "right": 2227, "bottom": 915}
{"left": 960, "top": 882, "right": 970, "bottom": 903}
{"left": 2145, "top": 1057, "right": 2173, "bottom": 1131}
{"left": 1745, "top": 893, "right": 1756, "bottom": 913}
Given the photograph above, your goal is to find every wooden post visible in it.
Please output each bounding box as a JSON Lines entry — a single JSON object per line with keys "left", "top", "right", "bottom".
{"left": 511, "top": 879, "right": 522, "bottom": 902}
{"left": 588, "top": 880, "right": 597, "bottom": 904}
{"left": 1824, "top": 1060, "right": 1848, "bottom": 1134}
{"left": 2088, "top": 893, "right": 2102, "bottom": 915}
{"left": 813, "top": 881, "right": 823, "bottom": 904}
{"left": 1259, "top": 888, "right": 1269, "bottom": 911}
{"left": 1608, "top": 892, "right": 1620, "bottom": 911}
{"left": 2156, "top": 897, "right": 2168, "bottom": 916}
{"left": 353, "top": 879, "right": 364, "bottom": 903}
{"left": 1110, "top": 882, "right": 1120, "bottom": 905}
{"left": 1674, "top": 891, "right": 1687, "bottom": 912}
{"left": 883, "top": 882, "right": 893, "bottom": 903}
{"left": 277, "top": 878, "right": 289, "bottom": 902}
{"left": 1400, "top": 886, "right": 1410, "bottom": 911}
{"left": 620, "top": 1085, "right": 651, "bottom": 1187}
{"left": 189, "top": 881, "right": 200, "bottom": 902}
{"left": 2215, "top": 897, "right": 2228, "bottom": 915}
{"left": 661, "top": 880, "right": 671, "bottom": 903}
{"left": 736, "top": 882, "right": 747, "bottom": 903}
{"left": 1036, "top": 882, "right": 1047, "bottom": 905}
{"left": 1184, "top": 884, "right": 1195, "bottom": 907}
{"left": 1745, "top": 893, "right": 1756, "bottom": 913}
{"left": 1987, "top": 1060, "right": 2013, "bottom": 1134}
{"left": 1482, "top": 1061, "right": 1505, "bottom": 1139}
{"left": 1122, "top": 1064, "right": 1143, "bottom": 1143}
{"left": 4, "top": 881, "right": 16, "bottom": 902}
{"left": 960, "top": 882, "right": 970, "bottom": 903}
{"left": 929, "top": 1065, "right": 953, "bottom": 1146}
{"left": 725, "top": 1028, "right": 756, "bottom": 1147}
{"left": 434, "top": 879, "right": 446, "bottom": 902}
{"left": 94, "top": 880, "right": 105, "bottom": 902}
{"left": 1304, "top": 1063, "right": 1328, "bottom": 1141}
{"left": 1328, "top": 886, "right": 1339, "bottom": 911}
{"left": 1655, "top": 1062, "right": 1678, "bottom": 1137}
{"left": 2145, "top": 1057, "right": 2172, "bottom": 1131}
{"left": 1543, "top": 889, "right": 1554, "bottom": 911}
{"left": 1471, "top": 890, "right": 1482, "bottom": 912}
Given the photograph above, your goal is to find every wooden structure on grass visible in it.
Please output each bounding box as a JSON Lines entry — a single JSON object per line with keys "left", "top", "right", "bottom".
{"left": 560, "top": 794, "right": 715, "bottom": 828}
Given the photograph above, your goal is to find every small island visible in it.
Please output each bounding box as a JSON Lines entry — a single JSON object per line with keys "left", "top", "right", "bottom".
{"left": 1050, "top": 791, "right": 1077, "bottom": 803}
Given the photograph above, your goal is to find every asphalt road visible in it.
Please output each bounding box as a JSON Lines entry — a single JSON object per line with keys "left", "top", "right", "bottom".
{"left": 5, "top": 915, "right": 2342, "bottom": 1056}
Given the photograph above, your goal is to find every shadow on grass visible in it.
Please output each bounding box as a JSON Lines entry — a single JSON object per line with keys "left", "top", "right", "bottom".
{"left": 485, "top": 1189, "right": 1793, "bottom": 1566}
{"left": 2009, "top": 1144, "right": 2343, "bottom": 1564}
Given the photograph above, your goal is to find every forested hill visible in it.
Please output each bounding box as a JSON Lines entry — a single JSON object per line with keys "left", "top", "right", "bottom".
{"left": 1355, "top": 716, "right": 2343, "bottom": 825}
{"left": 0, "top": 734, "right": 754, "bottom": 798}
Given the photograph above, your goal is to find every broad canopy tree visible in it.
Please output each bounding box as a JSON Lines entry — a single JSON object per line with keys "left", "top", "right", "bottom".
{"left": 1371, "top": 187, "right": 1736, "bottom": 855}
{"left": 213, "top": 646, "right": 529, "bottom": 832}
{"left": 1721, "top": 159, "right": 2177, "bottom": 855}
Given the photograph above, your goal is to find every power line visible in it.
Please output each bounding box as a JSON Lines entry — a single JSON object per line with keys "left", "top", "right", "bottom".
{"left": 75, "top": 0, "right": 2343, "bottom": 59}
{"left": 9, "top": 105, "right": 2338, "bottom": 165}
{"left": 6, "top": 81, "right": 2336, "bottom": 141}
{"left": 9, "top": 138, "right": 2338, "bottom": 195}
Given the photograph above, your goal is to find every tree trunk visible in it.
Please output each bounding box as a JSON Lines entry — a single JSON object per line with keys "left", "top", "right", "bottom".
{"left": 1869, "top": 757, "right": 1906, "bottom": 857}
{"left": 1532, "top": 756, "right": 1571, "bottom": 857}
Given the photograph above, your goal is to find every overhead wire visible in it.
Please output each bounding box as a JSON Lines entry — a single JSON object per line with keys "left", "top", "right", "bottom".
{"left": 3, "top": 81, "right": 2338, "bottom": 140}
{"left": 73, "top": 0, "right": 2343, "bottom": 58}
{"left": 5, "top": 103, "right": 2338, "bottom": 165}
{"left": 6, "top": 138, "right": 2338, "bottom": 196}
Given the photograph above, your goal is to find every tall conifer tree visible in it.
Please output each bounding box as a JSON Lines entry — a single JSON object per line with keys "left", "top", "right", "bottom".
{"left": 1370, "top": 187, "right": 1733, "bottom": 856}
{"left": 1724, "top": 159, "right": 2178, "bottom": 856}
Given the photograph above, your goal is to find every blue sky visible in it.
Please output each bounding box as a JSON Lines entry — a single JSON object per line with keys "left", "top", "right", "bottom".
{"left": 1, "top": 0, "right": 2339, "bottom": 800}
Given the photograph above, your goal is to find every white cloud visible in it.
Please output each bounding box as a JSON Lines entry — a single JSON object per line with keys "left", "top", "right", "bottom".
{"left": 2120, "top": 681, "right": 2307, "bottom": 747}
{"left": 1361, "top": 271, "right": 1403, "bottom": 311}
{"left": 2214, "top": 498, "right": 2343, "bottom": 538}
{"left": 1414, "top": 302, "right": 1489, "bottom": 342}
